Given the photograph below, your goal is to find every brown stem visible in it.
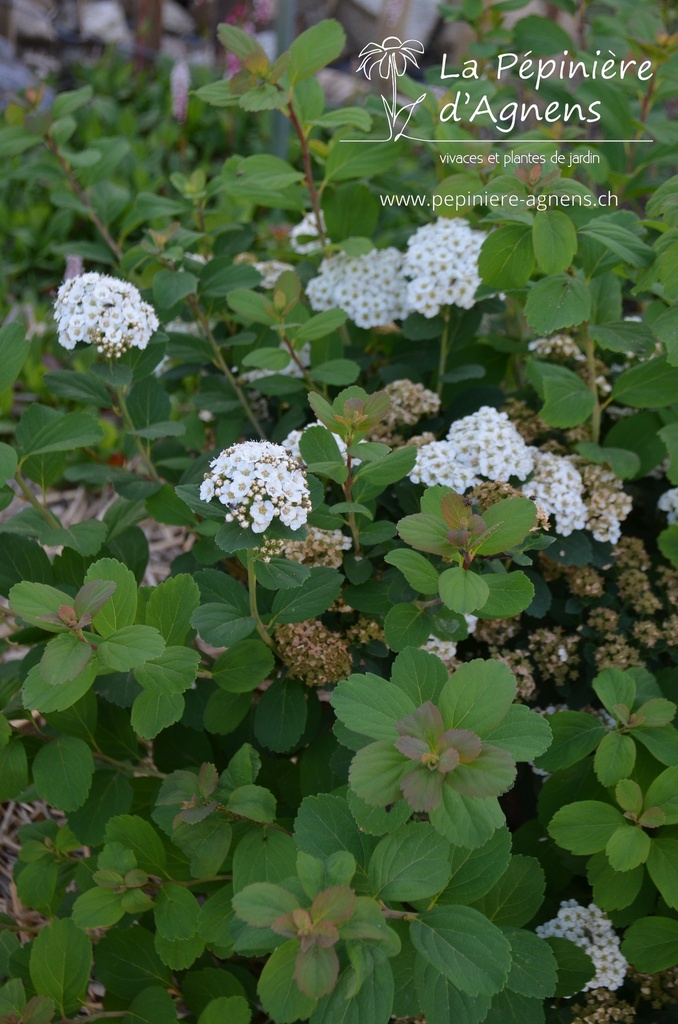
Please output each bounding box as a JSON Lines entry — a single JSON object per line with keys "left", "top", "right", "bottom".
{"left": 343, "top": 452, "right": 362, "bottom": 557}
{"left": 187, "top": 297, "right": 265, "bottom": 439}
{"left": 45, "top": 136, "right": 123, "bottom": 263}
{"left": 287, "top": 98, "right": 326, "bottom": 246}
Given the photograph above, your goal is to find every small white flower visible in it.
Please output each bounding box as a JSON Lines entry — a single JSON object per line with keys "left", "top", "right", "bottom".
{"left": 402, "top": 217, "right": 486, "bottom": 317}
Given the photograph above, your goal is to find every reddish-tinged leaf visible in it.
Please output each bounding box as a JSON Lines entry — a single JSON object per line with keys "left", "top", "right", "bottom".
{"left": 401, "top": 764, "right": 444, "bottom": 812}
{"left": 395, "top": 735, "right": 430, "bottom": 761}
{"left": 294, "top": 944, "right": 339, "bottom": 1000}
{"left": 395, "top": 701, "right": 445, "bottom": 742}
{"left": 311, "top": 886, "right": 356, "bottom": 927}
{"left": 443, "top": 729, "right": 482, "bottom": 763}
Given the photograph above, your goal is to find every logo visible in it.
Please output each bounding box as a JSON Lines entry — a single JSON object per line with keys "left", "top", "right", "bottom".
{"left": 354, "top": 36, "right": 427, "bottom": 142}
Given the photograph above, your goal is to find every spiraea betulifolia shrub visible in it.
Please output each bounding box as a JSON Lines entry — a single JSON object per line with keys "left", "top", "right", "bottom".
{"left": 2, "top": 3, "right": 678, "bottom": 1022}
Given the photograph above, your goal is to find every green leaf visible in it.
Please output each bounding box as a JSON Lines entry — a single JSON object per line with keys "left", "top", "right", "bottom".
{"left": 659, "top": 525, "right": 678, "bottom": 566}
{"left": 40, "top": 633, "right": 93, "bottom": 685}
{"left": 0, "top": 441, "right": 18, "bottom": 486}
{"left": 84, "top": 558, "right": 138, "bottom": 637}
{"left": 271, "top": 567, "right": 343, "bottom": 623}
{"left": 9, "top": 580, "right": 72, "bottom": 631}
{"left": 505, "top": 929, "right": 557, "bottom": 997}
{"left": 472, "top": 855, "right": 544, "bottom": 927}
{"left": 369, "top": 823, "right": 451, "bottom": 901}
{"left": 233, "top": 829, "right": 298, "bottom": 890}
{"left": 227, "top": 785, "right": 276, "bottom": 823}
{"left": 72, "top": 886, "right": 125, "bottom": 929}
{"left": 145, "top": 574, "right": 200, "bottom": 646}
{"left": 548, "top": 801, "right": 626, "bottom": 854}
{"left": 258, "top": 940, "right": 318, "bottom": 1024}
{"left": 105, "top": 815, "right": 166, "bottom": 876}
{"left": 254, "top": 678, "right": 308, "bottom": 752}
{"left": 213, "top": 640, "right": 274, "bottom": 693}
{"left": 397, "top": 512, "right": 455, "bottom": 557}
{"left": 288, "top": 19, "right": 345, "bottom": 82}
{"left": 131, "top": 691, "right": 184, "bottom": 739}
{"left": 155, "top": 885, "right": 200, "bottom": 940}
{"left": 439, "top": 659, "right": 516, "bottom": 735}
{"left": 309, "top": 359, "right": 360, "bottom": 386}
{"left": 97, "top": 625, "right": 165, "bottom": 672}
{"left": 594, "top": 731, "right": 636, "bottom": 787}
{"left": 255, "top": 558, "right": 312, "bottom": 590}
{"left": 473, "top": 498, "right": 537, "bottom": 556}
{"left": 430, "top": 788, "right": 505, "bottom": 850}
{"left": 384, "top": 549, "right": 439, "bottom": 595}
{"left": 441, "top": 828, "right": 512, "bottom": 906}
{"left": 484, "top": 988, "right": 544, "bottom": 1024}
{"left": 593, "top": 667, "right": 637, "bottom": 716}
{"left": 332, "top": 674, "right": 416, "bottom": 742}
{"left": 410, "top": 906, "right": 511, "bottom": 997}
{"left": 524, "top": 275, "right": 591, "bottom": 334}
{"left": 588, "top": 320, "right": 656, "bottom": 354}
{"left": 152, "top": 270, "right": 198, "bottom": 310}
{"left": 217, "top": 23, "right": 268, "bottom": 62}
{"left": 29, "top": 919, "right": 92, "bottom": 1017}
{"left": 32, "top": 736, "right": 94, "bottom": 811}
{"left": 390, "top": 648, "right": 449, "bottom": 707}
{"left": 16, "top": 405, "right": 103, "bottom": 457}
{"left": 646, "top": 839, "right": 678, "bottom": 909}
{"left": 644, "top": 766, "right": 678, "bottom": 822}
{"left": 0, "top": 740, "right": 28, "bottom": 801}
{"left": 438, "top": 568, "right": 489, "bottom": 614}
{"left": 535, "top": 363, "right": 596, "bottom": 428}
{"left": 23, "top": 660, "right": 98, "bottom": 715}
{"left": 622, "top": 916, "right": 678, "bottom": 973}
{"left": 124, "top": 986, "right": 178, "bottom": 1024}
{"left": 295, "top": 794, "right": 368, "bottom": 866}
{"left": 532, "top": 211, "right": 577, "bottom": 274}
{"left": 611, "top": 356, "right": 678, "bottom": 408}
{"left": 94, "top": 926, "right": 171, "bottom": 998}
{"left": 352, "top": 447, "right": 417, "bottom": 502}
{"left": 605, "top": 825, "right": 651, "bottom": 872}
{"left": 134, "top": 647, "right": 200, "bottom": 695}
{"left": 173, "top": 818, "right": 232, "bottom": 879}
{"left": 544, "top": 937, "right": 596, "bottom": 997}
{"left": 296, "top": 310, "right": 348, "bottom": 343}
{"left": 299, "top": 426, "right": 348, "bottom": 484}
{"left": 198, "top": 996, "right": 250, "bottom": 1024}
{"left": 483, "top": 704, "right": 552, "bottom": 762}
{"left": 197, "top": 883, "right": 235, "bottom": 947}
{"left": 478, "top": 225, "right": 535, "bottom": 290}
{"left": 233, "top": 882, "right": 299, "bottom": 928}
{"left": 0, "top": 321, "right": 31, "bottom": 393}
{"left": 579, "top": 217, "right": 653, "bottom": 268}
{"left": 311, "top": 950, "right": 394, "bottom": 1024}
{"left": 533, "top": 711, "right": 606, "bottom": 772}
{"left": 476, "top": 572, "right": 534, "bottom": 619}
{"left": 154, "top": 932, "right": 204, "bottom": 970}
{"left": 384, "top": 602, "right": 432, "bottom": 651}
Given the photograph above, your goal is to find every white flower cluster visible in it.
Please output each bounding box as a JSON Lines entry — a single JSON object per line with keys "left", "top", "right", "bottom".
{"left": 410, "top": 440, "right": 482, "bottom": 491}
{"left": 306, "top": 247, "right": 409, "bottom": 329}
{"left": 284, "top": 526, "right": 352, "bottom": 569}
{"left": 658, "top": 487, "right": 678, "bottom": 525}
{"left": 528, "top": 451, "right": 588, "bottom": 537}
{"left": 199, "top": 440, "right": 311, "bottom": 533}
{"left": 446, "top": 406, "right": 535, "bottom": 482}
{"left": 422, "top": 635, "right": 458, "bottom": 665}
{"left": 289, "top": 211, "right": 325, "bottom": 254}
{"left": 536, "top": 901, "right": 628, "bottom": 991}
{"left": 402, "top": 218, "right": 486, "bottom": 317}
{"left": 54, "top": 272, "right": 159, "bottom": 357}
{"left": 528, "top": 333, "right": 585, "bottom": 363}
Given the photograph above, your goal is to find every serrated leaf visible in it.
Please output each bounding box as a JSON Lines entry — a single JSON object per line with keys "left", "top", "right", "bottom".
{"left": 32, "top": 736, "right": 94, "bottom": 811}
{"left": 410, "top": 906, "right": 511, "bottom": 997}
{"left": 29, "top": 919, "right": 92, "bottom": 1017}
{"left": 368, "top": 823, "right": 451, "bottom": 901}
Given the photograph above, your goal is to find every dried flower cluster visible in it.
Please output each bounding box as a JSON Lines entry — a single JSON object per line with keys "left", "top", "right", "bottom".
{"left": 273, "top": 620, "right": 352, "bottom": 687}
{"left": 54, "top": 272, "right": 159, "bottom": 357}
{"left": 199, "top": 440, "right": 311, "bottom": 533}
{"left": 283, "top": 526, "right": 352, "bottom": 569}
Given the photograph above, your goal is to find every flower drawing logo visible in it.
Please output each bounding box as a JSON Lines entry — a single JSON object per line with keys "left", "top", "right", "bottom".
{"left": 356, "top": 36, "right": 427, "bottom": 141}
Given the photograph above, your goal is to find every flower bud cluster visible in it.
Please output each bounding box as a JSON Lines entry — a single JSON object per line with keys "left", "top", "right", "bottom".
{"left": 578, "top": 461, "right": 633, "bottom": 544}
{"left": 54, "top": 272, "right": 159, "bottom": 357}
{"left": 199, "top": 440, "right": 311, "bottom": 533}
{"left": 306, "top": 247, "right": 409, "bottom": 329}
{"left": 528, "top": 333, "right": 585, "bottom": 363}
{"left": 402, "top": 217, "right": 486, "bottom": 317}
{"left": 273, "top": 620, "right": 352, "bottom": 687}
{"left": 383, "top": 379, "right": 441, "bottom": 427}
{"left": 536, "top": 901, "right": 628, "bottom": 991}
